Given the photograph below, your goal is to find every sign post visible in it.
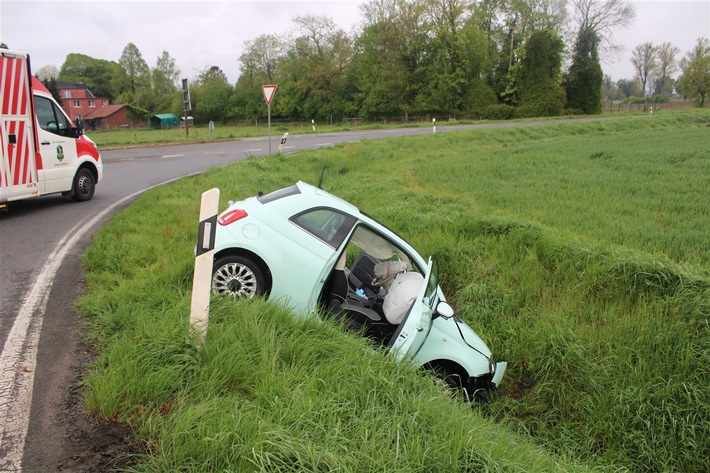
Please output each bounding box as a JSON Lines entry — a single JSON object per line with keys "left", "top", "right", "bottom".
{"left": 182, "top": 78, "right": 191, "bottom": 137}
{"left": 262, "top": 84, "right": 277, "bottom": 155}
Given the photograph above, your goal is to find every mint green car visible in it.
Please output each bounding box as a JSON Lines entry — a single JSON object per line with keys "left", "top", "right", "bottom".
{"left": 211, "top": 181, "right": 506, "bottom": 399}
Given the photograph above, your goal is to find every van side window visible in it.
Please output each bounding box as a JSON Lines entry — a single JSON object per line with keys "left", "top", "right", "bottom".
{"left": 34, "top": 96, "right": 72, "bottom": 136}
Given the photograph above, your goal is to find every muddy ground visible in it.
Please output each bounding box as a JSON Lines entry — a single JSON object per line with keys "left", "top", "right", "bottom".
{"left": 21, "top": 248, "right": 141, "bottom": 472}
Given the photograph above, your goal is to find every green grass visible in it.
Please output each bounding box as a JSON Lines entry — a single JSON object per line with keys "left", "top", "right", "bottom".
{"left": 78, "top": 108, "right": 709, "bottom": 471}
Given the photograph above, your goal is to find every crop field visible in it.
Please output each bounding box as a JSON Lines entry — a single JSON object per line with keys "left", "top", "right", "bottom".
{"left": 78, "top": 110, "right": 709, "bottom": 471}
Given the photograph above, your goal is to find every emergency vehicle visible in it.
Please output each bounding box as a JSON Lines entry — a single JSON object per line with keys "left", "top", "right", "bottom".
{"left": 1, "top": 49, "right": 103, "bottom": 211}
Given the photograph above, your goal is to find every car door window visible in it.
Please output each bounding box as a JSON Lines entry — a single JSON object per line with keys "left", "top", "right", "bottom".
{"left": 291, "top": 208, "right": 356, "bottom": 249}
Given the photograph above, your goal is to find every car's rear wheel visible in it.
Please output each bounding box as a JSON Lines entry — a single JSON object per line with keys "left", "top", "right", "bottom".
{"left": 212, "top": 255, "right": 267, "bottom": 299}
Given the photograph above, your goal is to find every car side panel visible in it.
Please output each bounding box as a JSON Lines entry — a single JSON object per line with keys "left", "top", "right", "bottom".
{"left": 214, "top": 212, "right": 336, "bottom": 314}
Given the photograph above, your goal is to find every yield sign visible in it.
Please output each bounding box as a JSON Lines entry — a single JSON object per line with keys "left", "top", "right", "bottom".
{"left": 262, "top": 84, "right": 277, "bottom": 106}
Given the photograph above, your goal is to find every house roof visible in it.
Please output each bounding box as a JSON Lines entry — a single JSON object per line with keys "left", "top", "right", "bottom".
{"left": 83, "top": 104, "right": 126, "bottom": 120}
{"left": 56, "top": 81, "right": 96, "bottom": 98}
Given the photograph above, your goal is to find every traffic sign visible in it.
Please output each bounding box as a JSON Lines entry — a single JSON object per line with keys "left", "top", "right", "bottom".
{"left": 262, "top": 84, "right": 277, "bottom": 106}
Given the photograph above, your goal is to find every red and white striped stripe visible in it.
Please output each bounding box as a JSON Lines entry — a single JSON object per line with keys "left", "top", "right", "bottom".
{"left": 1, "top": 53, "right": 36, "bottom": 189}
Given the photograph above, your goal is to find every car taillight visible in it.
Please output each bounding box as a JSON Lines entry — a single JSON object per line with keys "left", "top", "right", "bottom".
{"left": 218, "top": 209, "right": 248, "bottom": 226}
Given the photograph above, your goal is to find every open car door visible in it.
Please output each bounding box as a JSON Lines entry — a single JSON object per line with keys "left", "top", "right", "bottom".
{"left": 387, "top": 257, "right": 437, "bottom": 360}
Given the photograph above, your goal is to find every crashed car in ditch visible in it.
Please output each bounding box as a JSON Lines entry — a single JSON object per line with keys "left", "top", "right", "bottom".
{"left": 209, "top": 181, "right": 506, "bottom": 399}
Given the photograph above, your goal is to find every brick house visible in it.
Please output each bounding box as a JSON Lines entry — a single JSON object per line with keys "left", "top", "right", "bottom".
{"left": 56, "top": 81, "right": 131, "bottom": 129}
{"left": 84, "top": 104, "right": 130, "bottom": 130}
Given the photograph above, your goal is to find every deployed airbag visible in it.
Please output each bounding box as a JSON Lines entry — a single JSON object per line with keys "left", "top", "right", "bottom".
{"left": 383, "top": 272, "right": 424, "bottom": 324}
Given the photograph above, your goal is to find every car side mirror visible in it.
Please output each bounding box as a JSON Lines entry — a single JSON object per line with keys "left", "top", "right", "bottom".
{"left": 436, "top": 301, "right": 455, "bottom": 319}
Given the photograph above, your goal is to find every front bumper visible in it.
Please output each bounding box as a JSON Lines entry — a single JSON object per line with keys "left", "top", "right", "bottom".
{"left": 466, "top": 361, "right": 507, "bottom": 401}
{"left": 492, "top": 361, "right": 507, "bottom": 388}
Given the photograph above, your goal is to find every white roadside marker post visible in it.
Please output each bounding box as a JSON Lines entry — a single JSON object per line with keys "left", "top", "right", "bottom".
{"left": 278, "top": 132, "right": 289, "bottom": 153}
{"left": 190, "top": 188, "right": 220, "bottom": 345}
{"left": 432, "top": 117, "right": 437, "bottom": 134}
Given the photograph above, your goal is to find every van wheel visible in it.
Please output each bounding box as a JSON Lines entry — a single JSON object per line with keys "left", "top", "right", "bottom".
{"left": 71, "top": 168, "right": 95, "bottom": 202}
{"left": 212, "top": 255, "right": 268, "bottom": 299}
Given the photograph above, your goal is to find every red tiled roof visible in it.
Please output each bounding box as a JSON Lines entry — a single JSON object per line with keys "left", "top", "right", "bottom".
{"left": 83, "top": 104, "right": 126, "bottom": 119}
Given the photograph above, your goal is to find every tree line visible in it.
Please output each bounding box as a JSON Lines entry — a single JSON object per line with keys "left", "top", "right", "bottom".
{"left": 24, "top": 0, "right": 710, "bottom": 125}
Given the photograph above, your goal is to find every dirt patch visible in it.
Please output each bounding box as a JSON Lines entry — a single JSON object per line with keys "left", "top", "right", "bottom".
{"left": 21, "top": 252, "right": 143, "bottom": 472}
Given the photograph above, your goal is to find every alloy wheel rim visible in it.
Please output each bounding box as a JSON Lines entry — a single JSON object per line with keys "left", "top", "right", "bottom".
{"left": 212, "top": 262, "right": 257, "bottom": 298}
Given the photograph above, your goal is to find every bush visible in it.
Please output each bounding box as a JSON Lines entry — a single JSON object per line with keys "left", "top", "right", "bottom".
{"left": 481, "top": 104, "right": 516, "bottom": 120}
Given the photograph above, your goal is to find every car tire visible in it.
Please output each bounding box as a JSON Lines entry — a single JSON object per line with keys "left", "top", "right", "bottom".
{"left": 212, "top": 255, "right": 267, "bottom": 299}
{"left": 431, "top": 364, "right": 471, "bottom": 400}
{"left": 71, "top": 168, "right": 95, "bottom": 202}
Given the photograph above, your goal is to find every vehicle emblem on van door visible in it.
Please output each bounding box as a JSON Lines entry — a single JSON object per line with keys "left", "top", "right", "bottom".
{"left": 56, "top": 145, "right": 64, "bottom": 161}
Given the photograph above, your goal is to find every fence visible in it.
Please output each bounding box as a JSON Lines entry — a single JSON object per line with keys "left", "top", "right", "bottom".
{"left": 602, "top": 101, "right": 707, "bottom": 112}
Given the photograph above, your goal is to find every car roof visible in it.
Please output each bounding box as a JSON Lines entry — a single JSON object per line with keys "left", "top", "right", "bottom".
{"left": 257, "top": 181, "right": 362, "bottom": 216}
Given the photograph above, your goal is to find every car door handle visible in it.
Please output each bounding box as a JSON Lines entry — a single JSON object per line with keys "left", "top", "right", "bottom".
{"left": 41, "top": 141, "right": 51, "bottom": 145}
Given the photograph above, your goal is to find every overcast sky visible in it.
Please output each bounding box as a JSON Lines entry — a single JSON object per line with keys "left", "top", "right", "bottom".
{"left": 1, "top": 0, "right": 708, "bottom": 85}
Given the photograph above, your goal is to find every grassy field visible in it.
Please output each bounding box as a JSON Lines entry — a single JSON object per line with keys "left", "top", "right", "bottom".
{"left": 78, "top": 109, "right": 709, "bottom": 471}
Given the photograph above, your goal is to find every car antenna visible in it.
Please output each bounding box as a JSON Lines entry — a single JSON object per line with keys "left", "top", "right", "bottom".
{"left": 317, "top": 167, "right": 325, "bottom": 189}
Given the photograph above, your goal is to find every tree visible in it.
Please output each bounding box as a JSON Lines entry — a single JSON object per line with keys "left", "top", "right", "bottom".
{"left": 119, "top": 43, "right": 151, "bottom": 97}
{"left": 239, "top": 34, "right": 285, "bottom": 83}
{"left": 631, "top": 42, "right": 657, "bottom": 97}
{"left": 480, "top": 0, "right": 567, "bottom": 101}
{"left": 148, "top": 51, "right": 181, "bottom": 113}
{"left": 654, "top": 42, "right": 679, "bottom": 96}
{"left": 59, "top": 53, "right": 127, "bottom": 99}
{"left": 616, "top": 77, "right": 641, "bottom": 98}
{"left": 35, "top": 64, "right": 59, "bottom": 81}
{"left": 192, "top": 66, "right": 233, "bottom": 123}
{"left": 153, "top": 51, "right": 180, "bottom": 94}
{"left": 352, "top": 0, "right": 428, "bottom": 118}
{"left": 569, "top": 0, "right": 635, "bottom": 56}
{"left": 278, "top": 14, "right": 355, "bottom": 119}
{"left": 565, "top": 26, "right": 603, "bottom": 113}
{"left": 233, "top": 34, "right": 286, "bottom": 120}
{"left": 514, "top": 29, "right": 565, "bottom": 117}
{"left": 676, "top": 37, "right": 710, "bottom": 106}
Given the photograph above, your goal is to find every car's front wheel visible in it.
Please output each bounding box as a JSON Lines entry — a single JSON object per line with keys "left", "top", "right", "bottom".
{"left": 71, "top": 168, "right": 95, "bottom": 202}
{"left": 212, "top": 255, "right": 267, "bottom": 299}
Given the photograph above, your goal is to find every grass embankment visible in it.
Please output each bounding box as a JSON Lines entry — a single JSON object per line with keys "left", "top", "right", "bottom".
{"left": 78, "top": 109, "right": 709, "bottom": 471}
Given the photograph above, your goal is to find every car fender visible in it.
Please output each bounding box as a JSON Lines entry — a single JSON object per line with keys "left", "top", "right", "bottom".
{"left": 413, "top": 316, "right": 493, "bottom": 379}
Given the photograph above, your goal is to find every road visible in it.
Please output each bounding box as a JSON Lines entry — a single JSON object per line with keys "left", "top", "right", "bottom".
{"left": 0, "top": 118, "right": 610, "bottom": 471}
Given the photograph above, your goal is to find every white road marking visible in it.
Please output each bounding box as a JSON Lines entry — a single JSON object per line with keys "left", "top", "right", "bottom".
{"left": 161, "top": 154, "right": 184, "bottom": 158}
{"left": 0, "top": 176, "right": 187, "bottom": 472}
